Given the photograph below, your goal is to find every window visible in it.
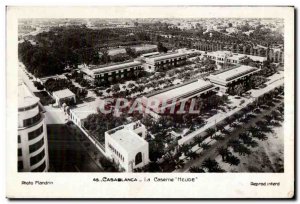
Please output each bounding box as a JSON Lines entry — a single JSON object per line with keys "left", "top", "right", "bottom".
{"left": 29, "top": 138, "right": 44, "bottom": 153}
{"left": 18, "top": 135, "right": 21, "bottom": 143}
{"left": 18, "top": 148, "right": 22, "bottom": 156}
{"left": 30, "top": 149, "right": 45, "bottom": 166}
{"left": 18, "top": 160, "right": 23, "bottom": 171}
{"left": 135, "top": 152, "right": 142, "bottom": 165}
{"left": 31, "top": 161, "right": 46, "bottom": 172}
{"left": 23, "top": 113, "right": 41, "bottom": 127}
{"left": 28, "top": 125, "right": 43, "bottom": 141}
{"left": 18, "top": 103, "right": 38, "bottom": 112}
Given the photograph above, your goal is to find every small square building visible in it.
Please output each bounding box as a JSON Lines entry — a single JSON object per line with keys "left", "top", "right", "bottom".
{"left": 105, "top": 121, "right": 149, "bottom": 172}
{"left": 52, "top": 89, "right": 76, "bottom": 107}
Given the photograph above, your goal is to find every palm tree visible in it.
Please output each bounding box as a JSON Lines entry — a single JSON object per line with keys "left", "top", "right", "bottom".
{"left": 200, "top": 142, "right": 211, "bottom": 150}
{"left": 251, "top": 131, "right": 268, "bottom": 141}
{"left": 186, "top": 151, "right": 199, "bottom": 160}
{"left": 201, "top": 158, "right": 224, "bottom": 172}
{"left": 226, "top": 155, "right": 240, "bottom": 166}
{"left": 193, "top": 136, "right": 204, "bottom": 147}
{"left": 217, "top": 147, "right": 231, "bottom": 161}
{"left": 206, "top": 128, "right": 216, "bottom": 138}
{"left": 216, "top": 123, "right": 224, "bottom": 131}
{"left": 179, "top": 144, "right": 192, "bottom": 156}
{"left": 189, "top": 166, "right": 205, "bottom": 173}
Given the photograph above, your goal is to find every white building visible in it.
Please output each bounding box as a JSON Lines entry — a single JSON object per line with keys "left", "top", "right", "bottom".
{"left": 143, "top": 51, "right": 187, "bottom": 72}
{"left": 206, "top": 50, "right": 266, "bottom": 67}
{"left": 69, "top": 103, "right": 98, "bottom": 127}
{"left": 105, "top": 121, "right": 149, "bottom": 172}
{"left": 52, "top": 89, "right": 76, "bottom": 107}
{"left": 81, "top": 60, "right": 143, "bottom": 84}
{"left": 142, "top": 79, "right": 216, "bottom": 119}
{"left": 18, "top": 83, "right": 49, "bottom": 172}
{"left": 206, "top": 51, "right": 247, "bottom": 67}
{"left": 207, "top": 65, "right": 260, "bottom": 92}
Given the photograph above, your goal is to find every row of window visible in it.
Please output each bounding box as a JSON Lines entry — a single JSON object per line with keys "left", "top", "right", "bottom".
{"left": 29, "top": 137, "right": 44, "bottom": 153}
{"left": 95, "top": 69, "right": 138, "bottom": 79}
{"left": 155, "top": 58, "right": 186, "bottom": 65}
{"left": 23, "top": 113, "right": 41, "bottom": 127}
{"left": 28, "top": 125, "right": 43, "bottom": 141}
{"left": 30, "top": 149, "right": 45, "bottom": 166}
{"left": 31, "top": 161, "right": 46, "bottom": 172}
{"left": 108, "top": 143, "right": 124, "bottom": 162}
{"left": 17, "top": 160, "right": 46, "bottom": 172}
{"left": 95, "top": 66, "right": 141, "bottom": 77}
{"left": 18, "top": 103, "right": 38, "bottom": 112}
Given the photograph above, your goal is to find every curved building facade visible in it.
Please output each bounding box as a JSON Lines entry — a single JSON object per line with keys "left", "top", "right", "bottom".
{"left": 18, "top": 83, "right": 49, "bottom": 172}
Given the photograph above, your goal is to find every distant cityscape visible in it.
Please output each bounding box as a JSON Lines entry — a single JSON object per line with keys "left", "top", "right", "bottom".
{"left": 18, "top": 18, "right": 284, "bottom": 173}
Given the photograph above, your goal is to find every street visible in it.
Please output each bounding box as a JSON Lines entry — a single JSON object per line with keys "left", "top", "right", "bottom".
{"left": 175, "top": 96, "right": 283, "bottom": 172}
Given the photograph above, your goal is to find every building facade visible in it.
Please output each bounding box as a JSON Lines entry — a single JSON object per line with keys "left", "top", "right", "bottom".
{"left": 105, "top": 121, "right": 149, "bottom": 172}
{"left": 82, "top": 61, "right": 143, "bottom": 85}
{"left": 206, "top": 51, "right": 248, "bottom": 67}
{"left": 142, "top": 79, "right": 217, "bottom": 119}
{"left": 18, "top": 83, "right": 49, "bottom": 172}
{"left": 52, "top": 88, "right": 76, "bottom": 107}
{"left": 143, "top": 52, "right": 187, "bottom": 72}
{"left": 207, "top": 65, "right": 260, "bottom": 93}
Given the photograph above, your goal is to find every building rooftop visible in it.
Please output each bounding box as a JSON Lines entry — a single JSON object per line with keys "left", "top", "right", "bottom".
{"left": 141, "top": 52, "right": 160, "bottom": 58}
{"left": 109, "top": 128, "right": 147, "bottom": 152}
{"left": 18, "top": 82, "right": 40, "bottom": 108}
{"left": 52, "top": 89, "right": 75, "bottom": 99}
{"left": 89, "top": 61, "right": 142, "bottom": 75}
{"left": 146, "top": 52, "right": 187, "bottom": 61}
{"left": 209, "top": 65, "right": 259, "bottom": 82}
{"left": 228, "top": 53, "right": 247, "bottom": 60}
{"left": 147, "top": 79, "right": 214, "bottom": 103}
{"left": 71, "top": 105, "right": 97, "bottom": 121}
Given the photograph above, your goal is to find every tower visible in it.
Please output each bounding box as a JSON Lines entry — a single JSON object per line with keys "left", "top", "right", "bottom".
{"left": 18, "top": 82, "right": 49, "bottom": 172}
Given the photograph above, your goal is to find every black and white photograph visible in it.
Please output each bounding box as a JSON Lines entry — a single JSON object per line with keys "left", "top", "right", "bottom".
{"left": 17, "top": 17, "right": 286, "bottom": 173}
{"left": 6, "top": 6, "right": 295, "bottom": 199}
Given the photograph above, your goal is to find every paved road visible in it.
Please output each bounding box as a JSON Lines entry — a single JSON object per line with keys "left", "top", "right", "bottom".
{"left": 175, "top": 97, "right": 283, "bottom": 172}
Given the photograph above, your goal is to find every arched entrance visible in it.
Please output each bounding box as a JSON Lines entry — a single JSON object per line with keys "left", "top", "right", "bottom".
{"left": 135, "top": 152, "right": 142, "bottom": 165}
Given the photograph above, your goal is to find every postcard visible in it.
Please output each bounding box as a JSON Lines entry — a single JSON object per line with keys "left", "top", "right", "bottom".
{"left": 6, "top": 6, "right": 294, "bottom": 199}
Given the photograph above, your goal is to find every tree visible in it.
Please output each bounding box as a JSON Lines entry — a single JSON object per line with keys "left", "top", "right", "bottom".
{"left": 157, "top": 42, "right": 168, "bottom": 53}
{"left": 193, "top": 136, "right": 204, "bottom": 147}
{"left": 100, "top": 48, "right": 110, "bottom": 64}
{"left": 226, "top": 155, "right": 240, "bottom": 166}
{"left": 217, "top": 147, "right": 231, "bottom": 161}
{"left": 33, "top": 81, "right": 44, "bottom": 90}
{"left": 189, "top": 166, "right": 205, "bottom": 173}
{"left": 125, "top": 47, "right": 137, "bottom": 58}
{"left": 147, "top": 162, "right": 162, "bottom": 172}
{"left": 234, "top": 84, "right": 245, "bottom": 96}
{"left": 179, "top": 144, "right": 192, "bottom": 156}
{"left": 206, "top": 128, "right": 216, "bottom": 138}
{"left": 186, "top": 151, "right": 199, "bottom": 160}
{"left": 112, "top": 84, "right": 121, "bottom": 92}
{"left": 200, "top": 142, "right": 211, "bottom": 150}
{"left": 201, "top": 158, "right": 224, "bottom": 172}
